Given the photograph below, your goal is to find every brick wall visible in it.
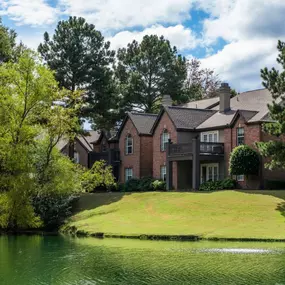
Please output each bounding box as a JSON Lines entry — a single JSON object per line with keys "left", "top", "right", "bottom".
{"left": 153, "top": 111, "right": 178, "bottom": 189}
{"left": 119, "top": 118, "right": 141, "bottom": 183}
{"left": 140, "top": 136, "right": 153, "bottom": 178}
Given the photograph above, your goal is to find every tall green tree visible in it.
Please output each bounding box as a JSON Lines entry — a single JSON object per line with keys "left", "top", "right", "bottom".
{"left": 257, "top": 40, "right": 285, "bottom": 169}
{"left": 115, "top": 35, "right": 187, "bottom": 113}
{"left": 38, "top": 16, "right": 118, "bottom": 129}
{"left": 0, "top": 17, "right": 17, "bottom": 63}
{"left": 0, "top": 51, "right": 82, "bottom": 229}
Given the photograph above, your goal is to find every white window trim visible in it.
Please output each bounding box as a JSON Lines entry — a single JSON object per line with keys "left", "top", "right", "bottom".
{"left": 200, "top": 131, "right": 219, "bottom": 142}
{"left": 237, "top": 127, "right": 245, "bottom": 146}
{"left": 236, "top": 175, "right": 245, "bottom": 182}
{"left": 161, "top": 130, "right": 170, "bottom": 152}
{"left": 125, "top": 168, "right": 133, "bottom": 182}
{"left": 200, "top": 163, "right": 219, "bottom": 183}
{"left": 160, "top": 166, "right": 167, "bottom": 181}
{"left": 125, "top": 135, "right": 133, "bottom": 155}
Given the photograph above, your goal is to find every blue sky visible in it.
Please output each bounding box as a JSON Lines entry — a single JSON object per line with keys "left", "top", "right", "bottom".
{"left": 0, "top": 0, "right": 284, "bottom": 92}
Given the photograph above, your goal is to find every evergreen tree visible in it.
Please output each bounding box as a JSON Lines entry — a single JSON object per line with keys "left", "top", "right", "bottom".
{"left": 115, "top": 35, "right": 187, "bottom": 113}
{"left": 257, "top": 40, "right": 285, "bottom": 169}
{"left": 38, "top": 16, "right": 118, "bottom": 129}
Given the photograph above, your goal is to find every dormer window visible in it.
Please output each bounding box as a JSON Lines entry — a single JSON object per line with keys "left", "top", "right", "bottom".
{"left": 125, "top": 134, "right": 133, "bottom": 155}
{"left": 161, "top": 129, "right": 170, "bottom": 151}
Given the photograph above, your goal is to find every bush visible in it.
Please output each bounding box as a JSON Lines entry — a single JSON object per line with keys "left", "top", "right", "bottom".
{"left": 199, "top": 178, "right": 237, "bottom": 191}
{"left": 81, "top": 160, "right": 116, "bottom": 192}
{"left": 265, "top": 180, "right": 285, "bottom": 190}
{"left": 123, "top": 177, "right": 165, "bottom": 192}
{"left": 32, "top": 194, "right": 79, "bottom": 231}
{"left": 229, "top": 145, "right": 260, "bottom": 176}
{"left": 152, "top": 180, "right": 166, "bottom": 191}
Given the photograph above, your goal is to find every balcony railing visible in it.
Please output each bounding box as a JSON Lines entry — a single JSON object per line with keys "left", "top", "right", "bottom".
{"left": 89, "top": 149, "right": 120, "bottom": 168}
{"left": 169, "top": 143, "right": 193, "bottom": 157}
{"left": 168, "top": 142, "right": 224, "bottom": 157}
{"left": 200, "top": 142, "right": 224, "bottom": 155}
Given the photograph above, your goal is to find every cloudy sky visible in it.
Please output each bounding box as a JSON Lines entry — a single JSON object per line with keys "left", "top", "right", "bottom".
{"left": 0, "top": 0, "right": 284, "bottom": 92}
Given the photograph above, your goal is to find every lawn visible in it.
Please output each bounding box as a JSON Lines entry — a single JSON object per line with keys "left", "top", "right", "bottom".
{"left": 63, "top": 191, "right": 285, "bottom": 239}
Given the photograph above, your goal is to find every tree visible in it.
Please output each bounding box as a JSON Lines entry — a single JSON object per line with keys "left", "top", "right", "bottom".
{"left": 229, "top": 145, "right": 260, "bottom": 177}
{"left": 38, "top": 16, "right": 118, "bottom": 129}
{"left": 256, "top": 40, "right": 285, "bottom": 169}
{"left": 0, "top": 51, "right": 82, "bottom": 229}
{"left": 0, "top": 17, "right": 17, "bottom": 63}
{"left": 182, "top": 58, "right": 220, "bottom": 102}
{"left": 115, "top": 35, "right": 187, "bottom": 113}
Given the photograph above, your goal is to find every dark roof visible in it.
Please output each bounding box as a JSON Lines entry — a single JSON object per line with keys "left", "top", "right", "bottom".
{"left": 165, "top": 106, "right": 216, "bottom": 130}
{"left": 128, "top": 112, "right": 158, "bottom": 135}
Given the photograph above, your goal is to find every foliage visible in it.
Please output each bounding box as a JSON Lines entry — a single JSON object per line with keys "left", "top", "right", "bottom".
{"left": 32, "top": 193, "right": 78, "bottom": 230}
{"left": 81, "top": 160, "right": 116, "bottom": 192}
{"left": 115, "top": 35, "right": 187, "bottom": 113}
{"left": 38, "top": 16, "right": 118, "bottom": 129}
{"left": 152, "top": 180, "right": 167, "bottom": 191}
{"left": 256, "top": 40, "right": 285, "bottom": 169}
{"left": 182, "top": 58, "right": 220, "bottom": 102}
{"left": 0, "top": 51, "right": 82, "bottom": 230}
{"left": 123, "top": 177, "right": 165, "bottom": 192}
{"left": 199, "top": 178, "right": 237, "bottom": 192}
{"left": 229, "top": 145, "right": 260, "bottom": 176}
{"left": 265, "top": 180, "right": 285, "bottom": 190}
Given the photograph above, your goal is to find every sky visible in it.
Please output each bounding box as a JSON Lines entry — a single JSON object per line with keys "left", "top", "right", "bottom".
{"left": 0, "top": 0, "right": 284, "bottom": 93}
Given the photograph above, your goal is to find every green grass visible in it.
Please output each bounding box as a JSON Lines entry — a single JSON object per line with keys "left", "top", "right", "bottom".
{"left": 64, "top": 191, "right": 285, "bottom": 239}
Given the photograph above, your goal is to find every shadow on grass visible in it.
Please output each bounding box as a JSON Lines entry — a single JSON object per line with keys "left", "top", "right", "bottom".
{"left": 240, "top": 190, "right": 285, "bottom": 200}
{"left": 276, "top": 202, "right": 285, "bottom": 220}
{"left": 73, "top": 192, "right": 131, "bottom": 214}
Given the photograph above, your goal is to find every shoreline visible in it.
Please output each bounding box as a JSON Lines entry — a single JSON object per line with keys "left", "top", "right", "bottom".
{"left": 1, "top": 229, "right": 285, "bottom": 242}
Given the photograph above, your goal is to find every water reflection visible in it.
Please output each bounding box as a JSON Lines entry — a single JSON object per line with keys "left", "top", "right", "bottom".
{"left": 1, "top": 235, "right": 285, "bottom": 285}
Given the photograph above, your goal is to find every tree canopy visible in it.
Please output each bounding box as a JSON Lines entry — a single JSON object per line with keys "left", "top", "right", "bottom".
{"left": 115, "top": 35, "right": 187, "bottom": 113}
{"left": 38, "top": 16, "right": 118, "bottom": 129}
{"left": 257, "top": 40, "right": 285, "bottom": 169}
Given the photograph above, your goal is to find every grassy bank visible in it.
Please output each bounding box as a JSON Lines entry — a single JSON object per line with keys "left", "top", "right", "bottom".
{"left": 62, "top": 191, "right": 285, "bottom": 240}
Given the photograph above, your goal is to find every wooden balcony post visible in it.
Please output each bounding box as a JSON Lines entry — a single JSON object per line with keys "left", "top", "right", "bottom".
{"left": 166, "top": 139, "right": 172, "bottom": 191}
{"left": 192, "top": 137, "right": 200, "bottom": 190}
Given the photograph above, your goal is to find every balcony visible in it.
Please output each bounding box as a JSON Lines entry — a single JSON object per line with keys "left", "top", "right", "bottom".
{"left": 89, "top": 149, "right": 120, "bottom": 168}
{"left": 168, "top": 142, "right": 224, "bottom": 159}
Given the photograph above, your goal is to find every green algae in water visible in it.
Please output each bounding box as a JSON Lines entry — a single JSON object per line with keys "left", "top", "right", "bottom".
{"left": 1, "top": 235, "right": 285, "bottom": 285}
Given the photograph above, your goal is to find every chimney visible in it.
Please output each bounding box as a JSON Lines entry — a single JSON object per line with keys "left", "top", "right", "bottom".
{"left": 219, "top": 83, "right": 231, "bottom": 113}
{"left": 161, "top": 95, "right": 172, "bottom": 107}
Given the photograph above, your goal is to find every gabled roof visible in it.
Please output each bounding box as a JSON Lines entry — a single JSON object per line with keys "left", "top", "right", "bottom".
{"left": 91, "top": 129, "right": 118, "bottom": 144}
{"left": 152, "top": 106, "right": 216, "bottom": 132}
{"left": 182, "top": 97, "right": 220, "bottom": 109}
{"left": 196, "top": 109, "right": 257, "bottom": 130}
{"left": 118, "top": 112, "right": 158, "bottom": 137}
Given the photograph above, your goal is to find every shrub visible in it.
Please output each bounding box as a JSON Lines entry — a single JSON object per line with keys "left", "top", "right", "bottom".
{"left": 199, "top": 178, "right": 237, "bottom": 191}
{"left": 152, "top": 180, "right": 166, "bottom": 191}
{"left": 81, "top": 160, "right": 116, "bottom": 192}
{"left": 32, "top": 194, "right": 79, "bottom": 231}
{"left": 124, "top": 178, "right": 142, "bottom": 192}
{"left": 229, "top": 145, "right": 260, "bottom": 176}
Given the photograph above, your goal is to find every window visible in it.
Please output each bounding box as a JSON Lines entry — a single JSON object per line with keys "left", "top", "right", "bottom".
{"left": 237, "top": 175, "right": 245, "bottom": 182}
{"left": 201, "top": 164, "right": 219, "bottom": 183}
{"left": 201, "top": 131, "right": 219, "bottom": 142}
{"left": 161, "top": 130, "right": 170, "bottom": 151}
{"left": 125, "top": 134, "right": 133, "bottom": 154}
{"left": 125, "top": 168, "right": 133, "bottom": 182}
{"left": 160, "top": 166, "right": 167, "bottom": 181}
{"left": 237, "top": 128, "right": 245, "bottom": 146}
{"left": 74, "top": 151, "right": 80, "bottom": 163}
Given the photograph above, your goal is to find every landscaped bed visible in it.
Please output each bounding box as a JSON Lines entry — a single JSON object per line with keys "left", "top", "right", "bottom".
{"left": 62, "top": 191, "right": 285, "bottom": 240}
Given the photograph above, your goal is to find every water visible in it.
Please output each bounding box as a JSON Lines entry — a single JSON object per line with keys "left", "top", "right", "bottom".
{"left": 1, "top": 235, "right": 285, "bottom": 285}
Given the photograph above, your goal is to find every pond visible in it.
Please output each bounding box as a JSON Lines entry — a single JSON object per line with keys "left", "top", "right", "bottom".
{"left": 1, "top": 235, "right": 285, "bottom": 285}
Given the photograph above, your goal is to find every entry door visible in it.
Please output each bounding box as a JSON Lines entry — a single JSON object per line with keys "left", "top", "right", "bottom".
{"left": 201, "top": 164, "right": 219, "bottom": 183}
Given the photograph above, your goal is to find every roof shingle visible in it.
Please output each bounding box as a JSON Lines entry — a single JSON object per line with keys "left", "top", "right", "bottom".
{"left": 129, "top": 112, "right": 158, "bottom": 135}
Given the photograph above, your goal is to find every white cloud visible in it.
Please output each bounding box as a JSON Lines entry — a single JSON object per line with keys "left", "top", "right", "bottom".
{"left": 0, "top": 0, "right": 58, "bottom": 26}
{"left": 58, "top": 0, "right": 193, "bottom": 30}
{"left": 201, "top": 39, "right": 279, "bottom": 91}
{"left": 108, "top": 25, "right": 198, "bottom": 51}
